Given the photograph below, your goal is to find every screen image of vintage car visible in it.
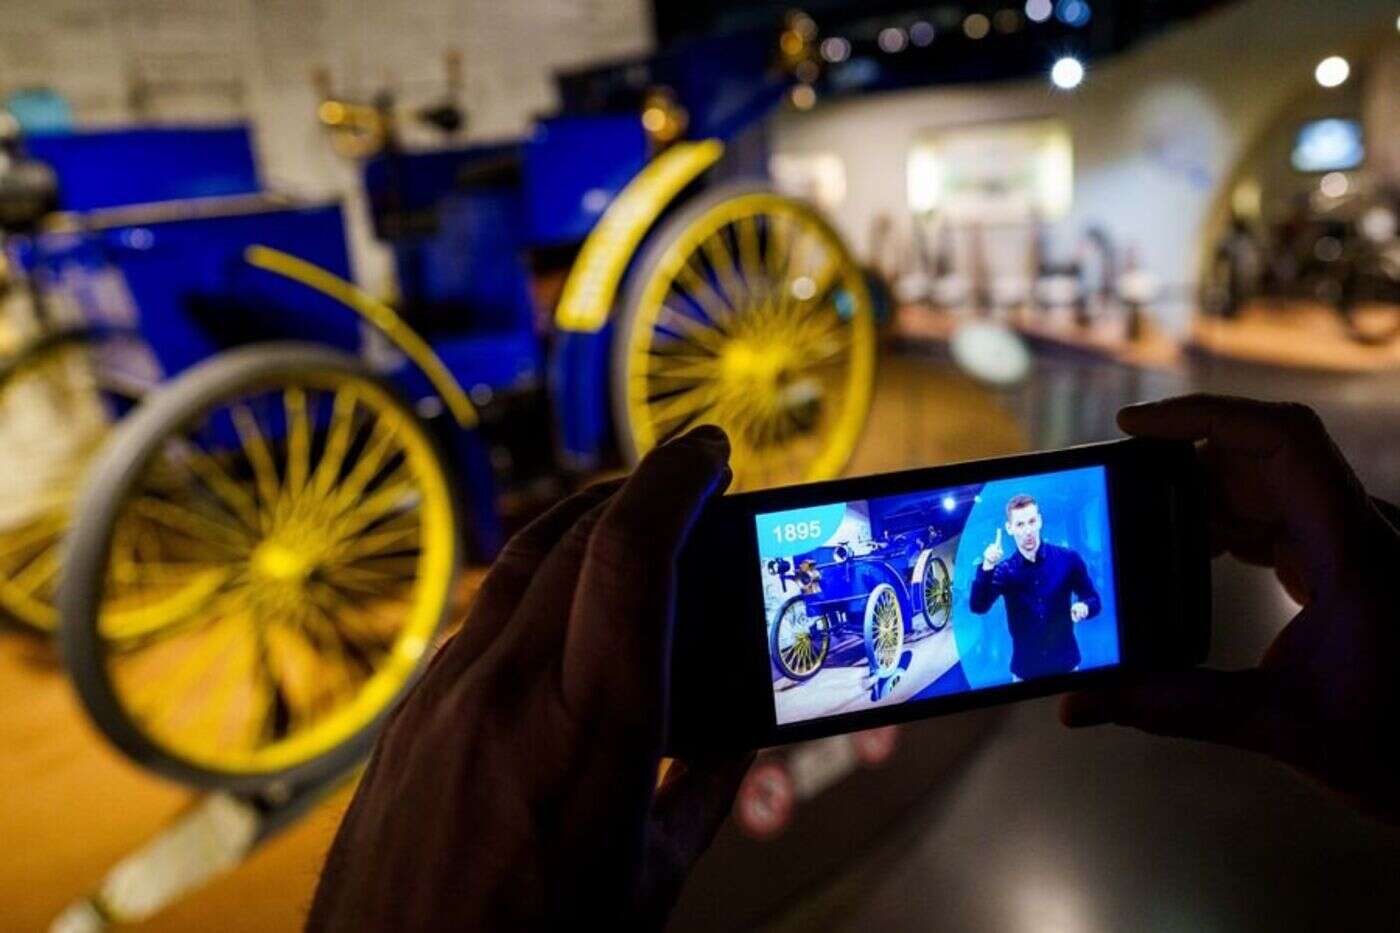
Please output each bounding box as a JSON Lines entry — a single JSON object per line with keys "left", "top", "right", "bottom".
{"left": 756, "top": 488, "right": 980, "bottom": 725}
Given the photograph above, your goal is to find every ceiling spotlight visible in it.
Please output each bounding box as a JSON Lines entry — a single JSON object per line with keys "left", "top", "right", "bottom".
{"left": 910, "top": 20, "right": 936, "bottom": 46}
{"left": 1051, "top": 56, "right": 1085, "bottom": 89}
{"left": 1314, "top": 55, "right": 1350, "bottom": 88}
{"left": 963, "top": 13, "right": 991, "bottom": 39}
{"left": 942, "top": 495, "right": 957, "bottom": 512}
{"left": 820, "top": 36, "right": 851, "bottom": 63}
{"left": 878, "top": 26, "right": 908, "bottom": 53}
{"left": 1025, "top": 0, "right": 1053, "bottom": 22}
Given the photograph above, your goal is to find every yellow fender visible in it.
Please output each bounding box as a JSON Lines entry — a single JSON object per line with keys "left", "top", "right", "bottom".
{"left": 554, "top": 138, "right": 725, "bottom": 333}
{"left": 243, "top": 245, "right": 478, "bottom": 428}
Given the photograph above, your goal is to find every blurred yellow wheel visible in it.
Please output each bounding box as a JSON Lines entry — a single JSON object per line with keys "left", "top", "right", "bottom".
{"left": 613, "top": 184, "right": 876, "bottom": 491}
{"left": 0, "top": 330, "right": 143, "bottom": 632}
{"left": 60, "top": 344, "right": 459, "bottom": 790}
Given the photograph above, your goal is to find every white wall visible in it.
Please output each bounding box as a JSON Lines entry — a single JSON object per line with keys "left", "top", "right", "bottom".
{"left": 772, "top": 0, "right": 1398, "bottom": 334}
{"left": 0, "top": 0, "right": 654, "bottom": 291}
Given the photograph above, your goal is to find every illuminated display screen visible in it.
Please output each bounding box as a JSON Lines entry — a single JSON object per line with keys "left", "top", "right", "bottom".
{"left": 755, "top": 466, "right": 1120, "bottom": 726}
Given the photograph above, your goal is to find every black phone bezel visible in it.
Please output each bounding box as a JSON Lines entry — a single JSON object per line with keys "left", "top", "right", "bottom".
{"left": 666, "top": 437, "right": 1209, "bottom": 757}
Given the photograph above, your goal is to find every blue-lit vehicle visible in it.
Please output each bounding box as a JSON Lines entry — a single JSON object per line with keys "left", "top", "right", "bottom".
{"left": 0, "top": 14, "right": 877, "bottom": 792}
{"left": 766, "top": 498, "right": 954, "bottom": 684}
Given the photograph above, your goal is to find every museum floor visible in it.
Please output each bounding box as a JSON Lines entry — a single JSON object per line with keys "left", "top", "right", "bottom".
{"left": 4, "top": 345, "right": 1400, "bottom": 930}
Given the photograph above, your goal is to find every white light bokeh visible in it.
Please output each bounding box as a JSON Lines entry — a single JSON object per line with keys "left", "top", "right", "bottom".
{"left": 1319, "top": 171, "right": 1348, "bottom": 198}
{"left": 820, "top": 36, "right": 850, "bottom": 63}
{"left": 1051, "top": 56, "right": 1085, "bottom": 89}
{"left": 910, "top": 20, "right": 936, "bottom": 47}
{"left": 1314, "top": 55, "right": 1349, "bottom": 88}
{"left": 878, "top": 26, "right": 907, "bottom": 53}
{"left": 1025, "top": 0, "right": 1053, "bottom": 23}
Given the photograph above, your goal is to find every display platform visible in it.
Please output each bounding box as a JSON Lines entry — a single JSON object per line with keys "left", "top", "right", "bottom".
{"left": 0, "top": 354, "right": 1024, "bottom": 931}
{"left": 894, "top": 304, "right": 1182, "bottom": 374}
{"left": 1190, "top": 303, "right": 1400, "bottom": 373}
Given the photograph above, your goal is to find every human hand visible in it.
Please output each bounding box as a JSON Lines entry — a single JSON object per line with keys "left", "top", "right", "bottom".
{"left": 308, "top": 426, "right": 752, "bottom": 930}
{"left": 1070, "top": 601, "right": 1089, "bottom": 623}
{"left": 983, "top": 528, "right": 1004, "bottom": 571}
{"left": 1060, "top": 395, "right": 1400, "bottom": 823}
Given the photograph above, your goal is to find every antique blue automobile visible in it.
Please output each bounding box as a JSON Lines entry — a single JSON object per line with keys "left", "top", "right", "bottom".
{"left": 0, "top": 14, "right": 877, "bottom": 797}
{"left": 766, "top": 497, "right": 957, "bottom": 684}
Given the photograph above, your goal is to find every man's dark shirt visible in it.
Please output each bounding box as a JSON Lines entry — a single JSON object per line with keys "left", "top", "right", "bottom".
{"left": 968, "top": 540, "right": 1101, "bottom": 679}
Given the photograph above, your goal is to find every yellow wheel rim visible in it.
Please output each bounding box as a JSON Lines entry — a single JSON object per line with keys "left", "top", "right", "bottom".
{"left": 97, "top": 372, "right": 455, "bottom": 775}
{"left": 922, "top": 556, "right": 952, "bottom": 626}
{"left": 776, "top": 602, "right": 829, "bottom": 677}
{"left": 621, "top": 192, "right": 876, "bottom": 491}
{"left": 871, "top": 586, "right": 902, "bottom": 670}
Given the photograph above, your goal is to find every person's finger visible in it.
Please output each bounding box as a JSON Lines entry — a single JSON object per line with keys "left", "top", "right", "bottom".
{"left": 1060, "top": 667, "right": 1282, "bottom": 756}
{"left": 1119, "top": 394, "right": 1313, "bottom": 453}
{"left": 1117, "top": 395, "right": 1368, "bottom": 583}
{"left": 995, "top": 528, "right": 1002, "bottom": 547}
{"left": 637, "top": 753, "right": 755, "bottom": 925}
{"left": 486, "top": 493, "right": 615, "bottom": 668}
{"left": 437, "top": 479, "right": 622, "bottom": 671}
{"left": 562, "top": 425, "right": 731, "bottom": 738}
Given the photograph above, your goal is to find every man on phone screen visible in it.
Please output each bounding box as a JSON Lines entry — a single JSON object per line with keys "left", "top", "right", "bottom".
{"left": 969, "top": 493, "right": 1101, "bottom": 680}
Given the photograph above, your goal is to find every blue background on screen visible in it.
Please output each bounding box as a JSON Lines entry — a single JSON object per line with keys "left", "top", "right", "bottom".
{"left": 950, "top": 466, "right": 1119, "bottom": 690}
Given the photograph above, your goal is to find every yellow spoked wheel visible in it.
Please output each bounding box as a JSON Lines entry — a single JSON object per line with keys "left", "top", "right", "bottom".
{"left": 862, "top": 583, "right": 904, "bottom": 678}
{"left": 769, "top": 595, "right": 831, "bottom": 682}
{"left": 60, "top": 344, "right": 459, "bottom": 789}
{"left": 916, "top": 552, "right": 953, "bottom": 633}
{"left": 0, "top": 330, "right": 139, "bottom": 633}
{"left": 613, "top": 183, "right": 876, "bottom": 491}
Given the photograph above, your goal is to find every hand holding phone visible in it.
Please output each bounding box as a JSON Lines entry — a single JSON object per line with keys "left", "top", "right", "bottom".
{"left": 1062, "top": 396, "right": 1400, "bottom": 824}
{"left": 668, "top": 436, "right": 1210, "bottom": 756}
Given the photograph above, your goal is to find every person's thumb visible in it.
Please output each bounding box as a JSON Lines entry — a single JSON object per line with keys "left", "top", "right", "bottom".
{"left": 1060, "top": 668, "right": 1282, "bottom": 756}
{"left": 995, "top": 528, "right": 1002, "bottom": 546}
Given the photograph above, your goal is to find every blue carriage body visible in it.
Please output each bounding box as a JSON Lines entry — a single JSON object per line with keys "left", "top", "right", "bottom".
{"left": 16, "top": 28, "right": 805, "bottom": 557}
{"left": 766, "top": 492, "right": 968, "bottom": 679}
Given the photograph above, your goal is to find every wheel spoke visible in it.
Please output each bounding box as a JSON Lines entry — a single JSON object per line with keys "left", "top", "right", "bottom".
{"left": 230, "top": 403, "right": 282, "bottom": 517}
{"left": 168, "top": 440, "right": 263, "bottom": 533}
{"left": 312, "top": 388, "right": 358, "bottom": 499}
{"left": 128, "top": 495, "right": 253, "bottom": 552}
{"left": 0, "top": 512, "right": 67, "bottom": 559}
{"left": 284, "top": 387, "right": 312, "bottom": 497}
{"left": 700, "top": 229, "right": 748, "bottom": 317}
{"left": 674, "top": 259, "right": 737, "bottom": 326}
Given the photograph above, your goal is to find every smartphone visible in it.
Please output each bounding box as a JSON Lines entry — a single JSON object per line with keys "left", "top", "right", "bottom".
{"left": 666, "top": 438, "right": 1209, "bottom": 756}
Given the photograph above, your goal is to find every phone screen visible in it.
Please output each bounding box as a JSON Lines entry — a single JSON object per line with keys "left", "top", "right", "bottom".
{"left": 754, "top": 465, "right": 1121, "bottom": 726}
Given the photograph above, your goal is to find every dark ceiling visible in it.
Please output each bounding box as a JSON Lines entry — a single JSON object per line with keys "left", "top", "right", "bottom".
{"left": 651, "top": 1, "right": 1237, "bottom": 93}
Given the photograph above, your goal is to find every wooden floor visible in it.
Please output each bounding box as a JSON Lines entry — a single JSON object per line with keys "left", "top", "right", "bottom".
{"left": 0, "top": 352, "right": 1024, "bottom": 931}
{"left": 895, "top": 304, "right": 1184, "bottom": 373}
{"left": 1191, "top": 303, "right": 1400, "bottom": 372}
